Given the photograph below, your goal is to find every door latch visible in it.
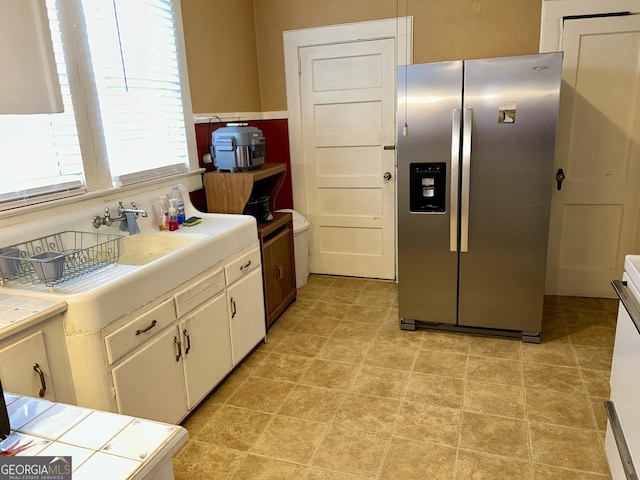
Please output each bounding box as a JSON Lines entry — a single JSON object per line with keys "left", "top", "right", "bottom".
{"left": 556, "top": 168, "right": 565, "bottom": 190}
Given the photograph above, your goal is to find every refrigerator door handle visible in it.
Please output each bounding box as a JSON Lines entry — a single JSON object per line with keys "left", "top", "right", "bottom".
{"left": 450, "top": 109, "right": 462, "bottom": 252}
{"left": 460, "top": 108, "right": 473, "bottom": 252}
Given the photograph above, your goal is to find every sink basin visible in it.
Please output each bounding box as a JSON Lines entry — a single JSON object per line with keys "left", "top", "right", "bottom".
{"left": 118, "top": 233, "right": 204, "bottom": 266}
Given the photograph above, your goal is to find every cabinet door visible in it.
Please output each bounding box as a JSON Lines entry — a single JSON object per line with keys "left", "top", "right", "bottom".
{"left": 112, "top": 328, "right": 187, "bottom": 424}
{"left": 227, "top": 269, "right": 266, "bottom": 364}
{"left": 179, "top": 292, "right": 232, "bottom": 409}
{"left": 262, "top": 226, "right": 296, "bottom": 323}
{"left": 0, "top": 331, "right": 56, "bottom": 401}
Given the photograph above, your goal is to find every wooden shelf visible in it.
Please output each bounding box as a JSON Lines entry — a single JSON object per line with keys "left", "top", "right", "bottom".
{"left": 203, "top": 163, "right": 286, "bottom": 215}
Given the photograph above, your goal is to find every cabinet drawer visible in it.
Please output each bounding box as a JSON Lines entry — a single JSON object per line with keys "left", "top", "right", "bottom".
{"left": 225, "top": 247, "right": 261, "bottom": 286}
{"left": 105, "top": 299, "right": 176, "bottom": 365}
{"left": 175, "top": 268, "right": 225, "bottom": 317}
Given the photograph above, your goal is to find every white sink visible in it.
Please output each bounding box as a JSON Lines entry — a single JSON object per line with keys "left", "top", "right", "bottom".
{"left": 118, "top": 232, "right": 205, "bottom": 266}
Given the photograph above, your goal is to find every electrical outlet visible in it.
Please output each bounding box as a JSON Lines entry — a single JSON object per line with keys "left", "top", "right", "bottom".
{"left": 203, "top": 153, "right": 212, "bottom": 164}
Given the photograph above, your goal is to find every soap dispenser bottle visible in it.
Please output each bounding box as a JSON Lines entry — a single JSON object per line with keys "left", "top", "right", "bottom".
{"left": 171, "top": 185, "right": 186, "bottom": 225}
{"left": 168, "top": 198, "right": 179, "bottom": 231}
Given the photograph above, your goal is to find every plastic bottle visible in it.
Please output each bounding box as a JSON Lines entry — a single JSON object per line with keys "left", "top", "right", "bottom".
{"left": 168, "top": 198, "right": 179, "bottom": 231}
{"left": 158, "top": 195, "right": 169, "bottom": 230}
{"left": 171, "top": 185, "right": 186, "bottom": 225}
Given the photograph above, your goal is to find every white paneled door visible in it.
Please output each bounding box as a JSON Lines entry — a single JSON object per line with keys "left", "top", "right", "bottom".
{"left": 546, "top": 14, "right": 640, "bottom": 297}
{"left": 299, "top": 39, "right": 396, "bottom": 279}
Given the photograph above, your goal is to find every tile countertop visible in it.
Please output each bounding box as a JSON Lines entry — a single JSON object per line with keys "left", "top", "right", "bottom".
{"left": 0, "top": 293, "right": 66, "bottom": 341}
{"left": 2, "top": 392, "right": 188, "bottom": 480}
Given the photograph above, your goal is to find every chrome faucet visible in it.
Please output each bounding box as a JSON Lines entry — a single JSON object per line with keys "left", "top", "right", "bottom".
{"left": 92, "top": 202, "right": 148, "bottom": 228}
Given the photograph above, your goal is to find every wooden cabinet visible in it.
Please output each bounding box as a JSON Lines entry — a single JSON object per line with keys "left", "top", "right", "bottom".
{"left": 204, "top": 163, "right": 296, "bottom": 327}
{"left": 260, "top": 214, "right": 296, "bottom": 327}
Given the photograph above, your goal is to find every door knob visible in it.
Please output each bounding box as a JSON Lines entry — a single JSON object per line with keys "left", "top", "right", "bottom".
{"left": 556, "top": 168, "right": 565, "bottom": 190}
{"left": 383, "top": 172, "right": 392, "bottom": 181}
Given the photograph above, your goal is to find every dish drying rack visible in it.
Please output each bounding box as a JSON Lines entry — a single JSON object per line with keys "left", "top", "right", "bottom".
{"left": 0, "top": 231, "right": 124, "bottom": 290}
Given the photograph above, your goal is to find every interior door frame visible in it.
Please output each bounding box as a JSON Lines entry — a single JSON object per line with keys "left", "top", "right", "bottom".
{"left": 540, "top": 0, "right": 640, "bottom": 52}
{"left": 283, "top": 17, "right": 413, "bottom": 217}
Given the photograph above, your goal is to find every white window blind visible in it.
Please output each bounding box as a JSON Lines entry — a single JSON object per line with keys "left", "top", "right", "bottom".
{"left": 81, "top": 0, "right": 188, "bottom": 186}
{"left": 0, "top": 1, "right": 84, "bottom": 207}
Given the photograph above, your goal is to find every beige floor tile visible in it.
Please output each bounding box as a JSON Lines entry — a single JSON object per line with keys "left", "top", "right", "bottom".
{"left": 421, "top": 331, "right": 471, "bottom": 354}
{"left": 404, "top": 372, "right": 464, "bottom": 408}
{"left": 363, "top": 279, "right": 397, "bottom": 293}
{"left": 182, "top": 402, "right": 221, "bottom": 437}
{"left": 277, "top": 384, "right": 345, "bottom": 423}
{"left": 374, "top": 327, "right": 424, "bottom": 349}
{"left": 273, "top": 332, "right": 328, "bottom": 357}
{"left": 173, "top": 441, "right": 245, "bottom": 480}
{"left": 459, "top": 412, "right": 530, "bottom": 460}
{"left": 580, "top": 368, "right": 611, "bottom": 398}
{"left": 306, "top": 301, "right": 349, "bottom": 320}
{"left": 523, "top": 363, "right": 586, "bottom": 395}
{"left": 381, "top": 437, "right": 456, "bottom": 480}
{"left": 195, "top": 405, "right": 272, "bottom": 451}
{"left": 291, "top": 317, "right": 341, "bottom": 337}
{"left": 590, "top": 396, "right": 609, "bottom": 432}
{"left": 330, "top": 277, "right": 368, "bottom": 291}
{"left": 564, "top": 308, "right": 617, "bottom": 327}
{"left": 231, "top": 454, "right": 308, "bottom": 479}
{"left": 393, "top": 400, "right": 460, "bottom": 447}
{"left": 282, "top": 298, "right": 317, "bottom": 315}
{"left": 250, "top": 352, "right": 313, "bottom": 382}
{"left": 306, "top": 468, "right": 367, "bottom": 479}
{"left": 572, "top": 344, "right": 613, "bottom": 371}
{"left": 532, "top": 463, "right": 610, "bottom": 479}
{"left": 306, "top": 275, "right": 336, "bottom": 288}
{"left": 226, "top": 376, "right": 295, "bottom": 413}
{"left": 525, "top": 389, "right": 596, "bottom": 429}
{"left": 464, "top": 381, "right": 525, "bottom": 419}
{"left": 334, "top": 393, "right": 399, "bottom": 434}
{"left": 319, "top": 286, "right": 364, "bottom": 305}
{"left": 468, "top": 336, "right": 522, "bottom": 359}
{"left": 413, "top": 349, "right": 467, "bottom": 378}
{"left": 362, "top": 340, "right": 416, "bottom": 370}
{"left": 466, "top": 356, "right": 524, "bottom": 386}
{"left": 529, "top": 422, "right": 609, "bottom": 474}
{"left": 344, "top": 304, "right": 389, "bottom": 324}
{"left": 454, "top": 450, "right": 532, "bottom": 480}
{"left": 299, "top": 359, "right": 360, "bottom": 390}
{"left": 208, "top": 373, "right": 248, "bottom": 404}
{"left": 312, "top": 426, "right": 389, "bottom": 478}
{"left": 568, "top": 324, "right": 616, "bottom": 348}
{"left": 251, "top": 416, "right": 327, "bottom": 464}
{"left": 259, "top": 328, "right": 288, "bottom": 352}
{"left": 355, "top": 289, "right": 397, "bottom": 307}
{"left": 521, "top": 341, "right": 577, "bottom": 367}
{"left": 316, "top": 337, "right": 371, "bottom": 364}
{"left": 331, "top": 321, "right": 379, "bottom": 342}
{"left": 350, "top": 365, "right": 410, "bottom": 399}
{"left": 297, "top": 285, "right": 330, "bottom": 301}
{"left": 267, "top": 311, "right": 301, "bottom": 332}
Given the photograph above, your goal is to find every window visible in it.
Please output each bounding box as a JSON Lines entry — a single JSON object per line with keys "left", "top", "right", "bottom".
{"left": 0, "top": 0, "right": 192, "bottom": 210}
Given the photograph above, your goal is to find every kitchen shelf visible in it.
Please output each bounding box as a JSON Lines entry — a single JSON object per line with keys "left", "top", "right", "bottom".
{"left": 203, "top": 163, "right": 295, "bottom": 327}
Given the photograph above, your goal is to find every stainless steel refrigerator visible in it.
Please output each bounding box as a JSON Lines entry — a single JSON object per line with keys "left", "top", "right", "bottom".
{"left": 397, "top": 52, "right": 562, "bottom": 343}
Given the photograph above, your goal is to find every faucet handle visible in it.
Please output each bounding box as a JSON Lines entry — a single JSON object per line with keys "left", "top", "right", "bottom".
{"left": 103, "top": 207, "right": 113, "bottom": 226}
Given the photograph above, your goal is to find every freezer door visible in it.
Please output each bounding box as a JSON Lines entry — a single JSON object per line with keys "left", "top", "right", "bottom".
{"left": 397, "top": 61, "right": 463, "bottom": 325}
{"left": 458, "top": 52, "right": 562, "bottom": 331}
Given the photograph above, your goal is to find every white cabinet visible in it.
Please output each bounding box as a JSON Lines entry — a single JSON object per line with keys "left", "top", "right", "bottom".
{"left": 106, "top": 245, "right": 265, "bottom": 423}
{"left": 0, "top": 314, "right": 73, "bottom": 403}
{"left": 179, "top": 292, "right": 232, "bottom": 409}
{"left": 112, "top": 327, "right": 187, "bottom": 424}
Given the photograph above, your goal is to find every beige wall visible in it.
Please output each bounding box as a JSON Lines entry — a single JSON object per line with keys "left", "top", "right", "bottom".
{"left": 182, "top": 0, "right": 543, "bottom": 113}
{"left": 181, "top": 0, "right": 261, "bottom": 113}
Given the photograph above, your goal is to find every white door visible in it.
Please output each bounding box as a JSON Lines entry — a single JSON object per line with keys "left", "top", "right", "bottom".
{"left": 299, "top": 38, "right": 396, "bottom": 279}
{"left": 545, "top": 14, "right": 640, "bottom": 298}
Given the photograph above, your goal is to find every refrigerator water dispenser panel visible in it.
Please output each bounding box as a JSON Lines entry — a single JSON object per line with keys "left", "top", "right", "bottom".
{"left": 410, "top": 163, "right": 446, "bottom": 213}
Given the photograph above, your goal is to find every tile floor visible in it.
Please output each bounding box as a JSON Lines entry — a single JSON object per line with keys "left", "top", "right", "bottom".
{"left": 173, "top": 275, "right": 617, "bottom": 479}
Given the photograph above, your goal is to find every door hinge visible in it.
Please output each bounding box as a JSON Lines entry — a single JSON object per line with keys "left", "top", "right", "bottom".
{"left": 298, "top": 57, "right": 301, "bottom": 76}
{"left": 111, "top": 387, "right": 116, "bottom": 398}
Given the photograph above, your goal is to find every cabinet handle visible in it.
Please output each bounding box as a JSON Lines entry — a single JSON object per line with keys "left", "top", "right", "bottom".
{"left": 230, "top": 297, "right": 237, "bottom": 319}
{"left": 135, "top": 319, "right": 157, "bottom": 335}
{"left": 240, "top": 260, "right": 252, "bottom": 271}
{"left": 183, "top": 328, "right": 191, "bottom": 355}
{"left": 173, "top": 336, "right": 182, "bottom": 362}
{"left": 33, "top": 363, "right": 46, "bottom": 398}
{"left": 276, "top": 265, "right": 283, "bottom": 280}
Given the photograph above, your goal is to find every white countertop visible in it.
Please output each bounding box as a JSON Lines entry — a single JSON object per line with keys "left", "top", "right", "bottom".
{"left": 2, "top": 392, "right": 188, "bottom": 480}
{"left": 0, "top": 293, "right": 66, "bottom": 341}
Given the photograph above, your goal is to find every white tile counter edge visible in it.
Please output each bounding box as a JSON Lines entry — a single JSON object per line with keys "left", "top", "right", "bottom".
{"left": 0, "top": 295, "right": 66, "bottom": 342}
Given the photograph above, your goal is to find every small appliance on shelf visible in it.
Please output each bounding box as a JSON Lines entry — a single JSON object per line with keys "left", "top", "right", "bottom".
{"left": 211, "top": 123, "right": 265, "bottom": 172}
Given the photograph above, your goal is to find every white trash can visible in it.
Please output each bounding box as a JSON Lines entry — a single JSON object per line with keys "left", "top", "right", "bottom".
{"left": 276, "top": 209, "right": 310, "bottom": 289}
